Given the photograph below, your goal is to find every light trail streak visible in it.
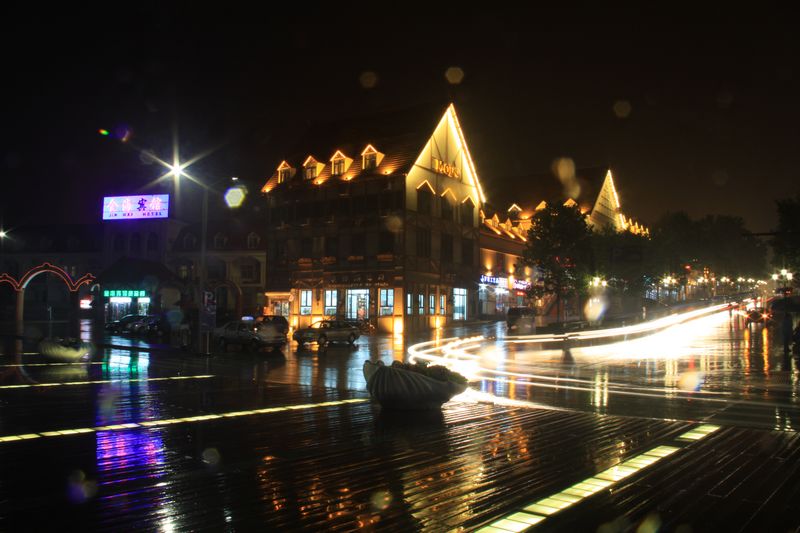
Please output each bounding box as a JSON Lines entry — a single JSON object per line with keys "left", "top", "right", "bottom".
{"left": 408, "top": 304, "right": 738, "bottom": 406}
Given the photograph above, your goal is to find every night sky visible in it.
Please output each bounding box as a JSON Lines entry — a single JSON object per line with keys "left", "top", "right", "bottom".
{"left": 2, "top": 5, "right": 798, "bottom": 232}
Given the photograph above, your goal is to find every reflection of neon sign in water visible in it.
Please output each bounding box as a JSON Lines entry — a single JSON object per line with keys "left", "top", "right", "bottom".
{"left": 96, "top": 429, "right": 165, "bottom": 471}
{"left": 102, "top": 194, "right": 169, "bottom": 220}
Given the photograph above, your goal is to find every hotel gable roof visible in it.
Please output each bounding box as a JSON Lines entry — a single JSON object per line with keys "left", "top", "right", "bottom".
{"left": 261, "top": 103, "right": 448, "bottom": 194}
{"left": 484, "top": 166, "right": 649, "bottom": 237}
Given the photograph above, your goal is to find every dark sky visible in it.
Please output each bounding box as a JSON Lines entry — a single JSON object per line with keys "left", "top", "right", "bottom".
{"left": 2, "top": 4, "right": 798, "bottom": 232}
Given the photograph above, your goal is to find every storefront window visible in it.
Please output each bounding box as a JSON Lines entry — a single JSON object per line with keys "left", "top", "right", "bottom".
{"left": 454, "top": 288, "right": 467, "bottom": 320}
{"left": 429, "top": 293, "right": 435, "bottom": 315}
{"left": 418, "top": 293, "right": 425, "bottom": 315}
{"left": 300, "top": 290, "right": 312, "bottom": 315}
{"left": 440, "top": 294, "right": 446, "bottom": 315}
{"left": 406, "top": 293, "right": 412, "bottom": 315}
{"left": 324, "top": 290, "right": 337, "bottom": 316}
{"left": 379, "top": 289, "right": 394, "bottom": 316}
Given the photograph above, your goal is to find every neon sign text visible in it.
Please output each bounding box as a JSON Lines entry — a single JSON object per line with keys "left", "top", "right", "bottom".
{"left": 102, "top": 195, "right": 169, "bottom": 220}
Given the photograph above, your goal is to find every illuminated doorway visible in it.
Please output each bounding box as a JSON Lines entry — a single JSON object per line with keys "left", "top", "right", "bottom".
{"left": 346, "top": 289, "right": 369, "bottom": 320}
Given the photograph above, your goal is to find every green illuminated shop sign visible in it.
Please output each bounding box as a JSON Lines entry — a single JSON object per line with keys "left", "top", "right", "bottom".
{"left": 103, "top": 290, "right": 147, "bottom": 298}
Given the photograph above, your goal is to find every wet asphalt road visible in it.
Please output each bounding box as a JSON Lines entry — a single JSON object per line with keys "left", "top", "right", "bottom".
{"left": 1, "top": 311, "right": 799, "bottom": 531}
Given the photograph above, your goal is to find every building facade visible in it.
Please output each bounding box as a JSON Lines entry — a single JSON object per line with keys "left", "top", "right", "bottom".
{"left": 261, "top": 104, "right": 486, "bottom": 333}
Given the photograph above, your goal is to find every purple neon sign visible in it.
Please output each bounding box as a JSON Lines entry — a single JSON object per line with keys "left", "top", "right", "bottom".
{"left": 102, "top": 194, "right": 169, "bottom": 220}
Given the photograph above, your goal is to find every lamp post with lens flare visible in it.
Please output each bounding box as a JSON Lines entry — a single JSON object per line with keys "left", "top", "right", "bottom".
{"left": 167, "top": 162, "right": 244, "bottom": 354}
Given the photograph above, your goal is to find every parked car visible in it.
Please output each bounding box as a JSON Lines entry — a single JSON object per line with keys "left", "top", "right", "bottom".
{"left": 506, "top": 307, "right": 536, "bottom": 333}
{"left": 129, "top": 315, "right": 159, "bottom": 335}
{"left": 105, "top": 314, "right": 146, "bottom": 334}
{"left": 254, "top": 315, "right": 289, "bottom": 347}
{"left": 213, "top": 319, "right": 286, "bottom": 351}
{"left": 293, "top": 320, "right": 360, "bottom": 346}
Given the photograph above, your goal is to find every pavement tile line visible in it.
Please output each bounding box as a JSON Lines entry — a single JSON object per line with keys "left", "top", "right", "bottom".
{"left": 0, "top": 375, "right": 215, "bottom": 389}
{"left": 0, "top": 398, "right": 369, "bottom": 444}
{"left": 476, "top": 425, "right": 721, "bottom": 532}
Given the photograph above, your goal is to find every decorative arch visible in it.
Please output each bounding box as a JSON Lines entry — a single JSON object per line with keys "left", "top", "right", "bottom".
{"left": 0, "top": 263, "right": 95, "bottom": 292}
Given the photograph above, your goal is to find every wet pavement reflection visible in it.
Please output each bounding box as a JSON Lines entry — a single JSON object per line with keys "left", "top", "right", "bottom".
{"left": 1, "top": 313, "right": 799, "bottom": 530}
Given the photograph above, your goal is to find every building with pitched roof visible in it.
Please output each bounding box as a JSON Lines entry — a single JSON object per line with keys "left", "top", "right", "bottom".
{"left": 261, "top": 103, "right": 486, "bottom": 333}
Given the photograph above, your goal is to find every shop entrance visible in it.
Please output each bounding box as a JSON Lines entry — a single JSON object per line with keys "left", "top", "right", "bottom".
{"left": 346, "top": 289, "right": 369, "bottom": 320}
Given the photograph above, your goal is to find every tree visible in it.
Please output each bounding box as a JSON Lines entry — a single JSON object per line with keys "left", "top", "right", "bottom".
{"left": 518, "top": 203, "right": 593, "bottom": 322}
{"left": 651, "top": 211, "right": 766, "bottom": 281}
{"left": 592, "top": 224, "right": 655, "bottom": 297}
{"left": 772, "top": 194, "right": 800, "bottom": 275}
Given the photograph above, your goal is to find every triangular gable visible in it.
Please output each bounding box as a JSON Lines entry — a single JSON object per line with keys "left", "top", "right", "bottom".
{"left": 588, "top": 169, "right": 625, "bottom": 231}
{"left": 409, "top": 104, "right": 486, "bottom": 207}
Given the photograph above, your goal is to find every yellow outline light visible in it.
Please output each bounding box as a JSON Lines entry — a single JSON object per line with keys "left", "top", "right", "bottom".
{"left": 416, "top": 180, "right": 436, "bottom": 194}
{"left": 446, "top": 104, "right": 486, "bottom": 205}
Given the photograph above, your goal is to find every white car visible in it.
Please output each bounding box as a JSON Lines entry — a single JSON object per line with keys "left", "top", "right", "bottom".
{"left": 292, "top": 320, "right": 360, "bottom": 346}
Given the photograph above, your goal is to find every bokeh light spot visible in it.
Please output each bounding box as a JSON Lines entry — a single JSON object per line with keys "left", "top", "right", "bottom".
{"left": 359, "top": 71, "right": 378, "bottom": 89}
{"left": 445, "top": 66, "right": 465, "bottom": 85}
{"left": 224, "top": 186, "right": 247, "bottom": 208}
{"left": 613, "top": 100, "right": 632, "bottom": 118}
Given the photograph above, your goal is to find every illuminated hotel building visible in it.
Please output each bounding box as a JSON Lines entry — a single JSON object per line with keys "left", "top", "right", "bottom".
{"left": 261, "top": 104, "right": 486, "bottom": 333}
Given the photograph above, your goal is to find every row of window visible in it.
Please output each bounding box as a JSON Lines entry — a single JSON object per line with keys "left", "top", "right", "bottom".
{"left": 416, "top": 187, "right": 475, "bottom": 226}
{"left": 268, "top": 233, "right": 474, "bottom": 264}
{"left": 112, "top": 233, "right": 159, "bottom": 253}
{"left": 298, "top": 288, "right": 467, "bottom": 320}
{"left": 278, "top": 149, "right": 381, "bottom": 184}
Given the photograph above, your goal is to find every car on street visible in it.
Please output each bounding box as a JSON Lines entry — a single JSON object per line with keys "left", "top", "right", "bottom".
{"left": 745, "top": 307, "right": 772, "bottom": 326}
{"left": 293, "top": 320, "right": 360, "bottom": 346}
{"left": 506, "top": 307, "right": 536, "bottom": 333}
{"left": 213, "top": 318, "right": 287, "bottom": 351}
{"left": 105, "top": 314, "right": 147, "bottom": 334}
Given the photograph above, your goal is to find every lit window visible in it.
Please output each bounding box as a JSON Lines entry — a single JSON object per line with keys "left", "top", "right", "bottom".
{"left": 324, "top": 290, "right": 338, "bottom": 316}
{"left": 379, "top": 289, "right": 394, "bottom": 316}
{"left": 278, "top": 168, "right": 291, "bottom": 183}
{"left": 429, "top": 293, "right": 435, "bottom": 315}
{"left": 406, "top": 293, "right": 412, "bottom": 315}
{"left": 300, "top": 290, "right": 312, "bottom": 315}
{"left": 364, "top": 152, "right": 377, "bottom": 170}
{"left": 453, "top": 288, "right": 467, "bottom": 320}
{"left": 304, "top": 166, "right": 317, "bottom": 180}
{"left": 332, "top": 158, "right": 345, "bottom": 176}
{"left": 418, "top": 293, "right": 425, "bottom": 315}
{"left": 440, "top": 294, "right": 446, "bottom": 315}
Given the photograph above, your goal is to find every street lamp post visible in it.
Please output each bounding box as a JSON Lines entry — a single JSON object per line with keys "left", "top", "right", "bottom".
{"left": 169, "top": 161, "right": 243, "bottom": 354}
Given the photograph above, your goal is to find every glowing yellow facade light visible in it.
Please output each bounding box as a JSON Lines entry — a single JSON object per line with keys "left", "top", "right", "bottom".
{"left": 446, "top": 104, "right": 486, "bottom": 205}
{"left": 416, "top": 179, "right": 436, "bottom": 193}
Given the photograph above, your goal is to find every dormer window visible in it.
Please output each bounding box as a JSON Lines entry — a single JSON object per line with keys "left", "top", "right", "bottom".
{"left": 329, "top": 150, "right": 352, "bottom": 177}
{"left": 247, "top": 232, "right": 260, "bottom": 249}
{"left": 213, "top": 232, "right": 228, "bottom": 249}
{"left": 303, "top": 156, "right": 321, "bottom": 180}
{"left": 361, "top": 144, "right": 384, "bottom": 171}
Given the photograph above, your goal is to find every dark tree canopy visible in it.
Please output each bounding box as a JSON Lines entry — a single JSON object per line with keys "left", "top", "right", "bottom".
{"left": 518, "top": 203, "right": 593, "bottom": 304}
{"left": 772, "top": 195, "right": 800, "bottom": 275}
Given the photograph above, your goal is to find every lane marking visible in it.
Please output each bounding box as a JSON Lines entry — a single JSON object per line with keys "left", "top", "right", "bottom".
{"left": 477, "top": 426, "right": 720, "bottom": 532}
{"left": 0, "top": 375, "right": 215, "bottom": 390}
{"left": 0, "top": 398, "right": 369, "bottom": 443}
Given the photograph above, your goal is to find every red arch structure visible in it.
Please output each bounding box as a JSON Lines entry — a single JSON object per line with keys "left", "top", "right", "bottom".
{"left": 1, "top": 263, "right": 96, "bottom": 343}
{"left": 0, "top": 263, "right": 95, "bottom": 292}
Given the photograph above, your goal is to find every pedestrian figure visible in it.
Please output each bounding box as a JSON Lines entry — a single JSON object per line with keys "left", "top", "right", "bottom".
{"left": 783, "top": 311, "right": 794, "bottom": 354}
